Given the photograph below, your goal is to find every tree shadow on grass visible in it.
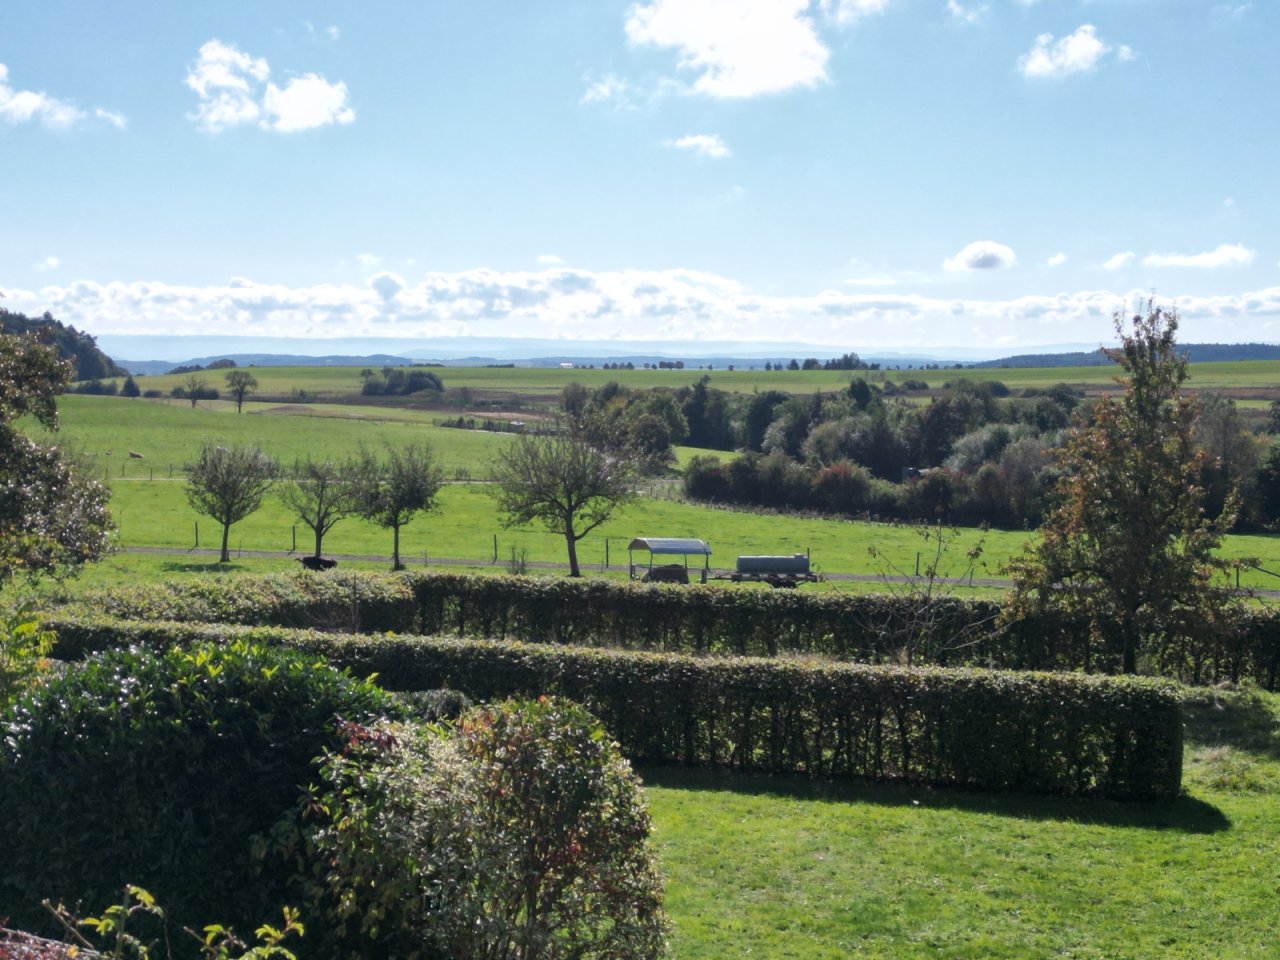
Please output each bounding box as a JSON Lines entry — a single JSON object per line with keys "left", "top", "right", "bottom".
{"left": 159, "top": 560, "right": 254, "bottom": 576}
{"left": 636, "top": 764, "right": 1230, "bottom": 835}
{"left": 1181, "top": 688, "right": 1280, "bottom": 761}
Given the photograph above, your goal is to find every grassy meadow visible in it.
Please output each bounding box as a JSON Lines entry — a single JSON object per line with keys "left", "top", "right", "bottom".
{"left": 35, "top": 389, "right": 1280, "bottom": 594}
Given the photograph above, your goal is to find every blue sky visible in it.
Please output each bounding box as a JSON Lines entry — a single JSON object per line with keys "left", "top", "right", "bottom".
{"left": 2, "top": 0, "right": 1277, "bottom": 352}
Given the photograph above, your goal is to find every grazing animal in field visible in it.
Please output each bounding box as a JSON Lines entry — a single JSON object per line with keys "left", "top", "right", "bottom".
{"left": 129, "top": 450, "right": 144, "bottom": 459}
{"left": 297, "top": 556, "right": 338, "bottom": 571}
{"left": 641, "top": 564, "right": 689, "bottom": 585}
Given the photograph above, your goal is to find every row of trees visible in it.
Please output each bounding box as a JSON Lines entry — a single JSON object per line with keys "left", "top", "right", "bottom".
{"left": 186, "top": 443, "right": 443, "bottom": 567}
{"left": 188, "top": 427, "right": 634, "bottom": 577}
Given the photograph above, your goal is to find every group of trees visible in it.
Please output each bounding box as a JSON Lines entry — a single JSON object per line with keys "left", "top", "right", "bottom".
{"left": 186, "top": 443, "right": 443, "bottom": 567}
{"left": 664, "top": 357, "right": 1280, "bottom": 532}
{"left": 188, "top": 428, "right": 634, "bottom": 579}
{"left": 0, "top": 307, "right": 125, "bottom": 380}
{"left": 359, "top": 365, "right": 444, "bottom": 397}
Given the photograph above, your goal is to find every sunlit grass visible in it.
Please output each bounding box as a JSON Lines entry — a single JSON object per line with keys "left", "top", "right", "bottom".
{"left": 645, "top": 687, "right": 1280, "bottom": 959}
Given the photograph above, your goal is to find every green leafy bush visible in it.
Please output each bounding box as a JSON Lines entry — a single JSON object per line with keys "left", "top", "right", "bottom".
{"left": 0, "top": 640, "right": 397, "bottom": 948}
{"left": 299, "top": 699, "right": 666, "bottom": 959}
{"left": 41, "top": 617, "right": 1185, "bottom": 800}
{"left": 0, "top": 597, "right": 55, "bottom": 710}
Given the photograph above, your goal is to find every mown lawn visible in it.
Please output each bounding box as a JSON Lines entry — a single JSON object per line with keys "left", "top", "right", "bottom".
{"left": 645, "top": 687, "right": 1280, "bottom": 959}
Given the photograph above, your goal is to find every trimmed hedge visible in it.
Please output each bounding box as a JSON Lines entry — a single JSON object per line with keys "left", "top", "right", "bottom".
{"left": 75, "top": 569, "right": 417, "bottom": 633}
{"left": 67, "top": 571, "right": 1280, "bottom": 687}
{"left": 43, "top": 614, "right": 1184, "bottom": 800}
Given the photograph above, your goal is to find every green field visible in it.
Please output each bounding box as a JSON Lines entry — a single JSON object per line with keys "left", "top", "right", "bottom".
{"left": 106, "top": 358, "right": 1280, "bottom": 405}
{"left": 37, "top": 393, "right": 1280, "bottom": 594}
{"left": 646, "top": 686, "right": 1280, "bottom": 959}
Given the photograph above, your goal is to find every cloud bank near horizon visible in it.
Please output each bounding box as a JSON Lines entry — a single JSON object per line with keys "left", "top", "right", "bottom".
{"left": 7, "top": 268, "right": 1280, "bottom": 350}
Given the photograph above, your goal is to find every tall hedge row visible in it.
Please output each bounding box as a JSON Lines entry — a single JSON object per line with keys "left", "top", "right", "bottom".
{"left": 43, "top": 614, "right": 1184, "bottom": 800}
{"left": 68, "top": 570, "right": 1280, "bottom": 688}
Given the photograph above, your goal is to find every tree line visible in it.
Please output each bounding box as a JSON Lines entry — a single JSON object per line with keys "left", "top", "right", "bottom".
{"left": 589, "top": 358, "right": 1276, "bottom": 532}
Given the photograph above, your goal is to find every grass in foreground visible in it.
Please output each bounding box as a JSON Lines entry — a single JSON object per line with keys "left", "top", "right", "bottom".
{"left": 644, "top": 687, "right": 1279, "bottom": 959}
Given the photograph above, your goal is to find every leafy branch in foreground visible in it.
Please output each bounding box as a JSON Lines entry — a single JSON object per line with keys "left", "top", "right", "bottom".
{"left": 37, "top": 885, "right": 302, "bottom": 960}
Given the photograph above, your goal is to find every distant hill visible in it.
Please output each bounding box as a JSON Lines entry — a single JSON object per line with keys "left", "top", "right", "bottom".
{"left": 117, "top": 353, "right": 417, "bottom": 376}
{"left": 0, "top": 309, "right": 128, "bottom": 380}
{"left": 977, "top": 343, "right": 1280, "bottom": 369}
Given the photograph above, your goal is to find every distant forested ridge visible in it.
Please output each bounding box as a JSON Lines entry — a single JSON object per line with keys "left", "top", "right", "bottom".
{"left": 979, "top": 343, "right": 1280, "bottom": 368}
{"left": 0, "top": 309, "right": 127, "bottom": 380}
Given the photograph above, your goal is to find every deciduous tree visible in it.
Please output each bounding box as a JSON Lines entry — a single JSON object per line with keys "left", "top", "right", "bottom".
{"left": 0, "top": 333, "right": 113, "bottom": 585}
{"left": 224, "top": 369, "right": 258, "bottom": 414}
{"left": 491, "top": 429, "right": 636, "bottom": 577}
{"left": 185, "top": 444, "right": 276, "bottom": 562}
{"left": 1006, "top": 303, "right": 1239, "bottom": 674}
{"left": 183, "top": 373, "right": 207, "bottom": 408}
{"left": 278, "top": 456, "right": 356, "bottom": 559}
{"left": 350, "top": 444, "right": 442, "bottom": 570}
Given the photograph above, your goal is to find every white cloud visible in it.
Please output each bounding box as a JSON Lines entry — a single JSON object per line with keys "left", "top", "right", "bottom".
{"left": 94, "top": 108, "right": 127, "bottom": 129}
{"left": 1046, "top": 253, "right": 1067, "bottom": 267}
{"left": 33, "top": 256, "right": 60, "bottom": 272}
{"left": 264, "top": 73, "right": 354, "bottom": 132}
{"left": 943, "top": 240, "right": 1017, "bottom": 271}
{"left": 1143, "top": 244, "right": 1255, "bottom": 269}
{"left": 625, "top": 0, "right": 829, "bottom": 99}
{"left": 537, "top": 254, "right": 565, "bottom": 266}
{"left": 820, "top": 0, "right": 893, "bottom": 25}
{"left": 0, "top": 63, "right": 124, "bottom": 130}
{"left": 304, "top": 22, "right": 341, "bottom": 42}
{"left": 356, "top": 254, "right": 382, "bottom": 269}
{"left": 1102, "top": 251, "right": 1134, "bottom": 270}
{"left": 185, "top": 39, "right": 354, "bottom": 133}
{"left": 579, "top": 72, "right": 637, "bottom": 107}
{"left": 946, "top": 1, "right": 988, "bottom": 25}
{"left": 1018, "top": 25, "right": 1128, "bottom": 78}
{"left": 14, "top": 271, "right": 1280, "bottom": 351}
{"left": 665, "top": 133, "right": 732, "bottom": 159}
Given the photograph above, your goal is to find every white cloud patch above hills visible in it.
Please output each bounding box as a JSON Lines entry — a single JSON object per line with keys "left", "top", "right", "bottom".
{"left": 10, "top": 269, "right": 1280, "bottom": 351}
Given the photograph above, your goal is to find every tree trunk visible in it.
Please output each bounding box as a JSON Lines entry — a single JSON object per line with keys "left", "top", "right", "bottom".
{"left": 392, "top": 522, "right": 403, "bottom": 571}
{"left": 1122, "top": 615, "right": 1138, "bottom": 674}
{"left": 565, "top": 521, "right": 581, "bottom": 577}
{"left": 219, "top": 522, "right": 231, "bottom": 563}
{"left": 314, "top": 527, "right": 324, "bottom": 560}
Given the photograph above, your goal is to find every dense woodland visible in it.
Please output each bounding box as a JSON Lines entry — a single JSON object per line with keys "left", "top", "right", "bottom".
{"left": 559, "top": 373, "right": 1280, "bottom": 531}
{"left": 0, "top": 308, "right": 126, "bottom": 381}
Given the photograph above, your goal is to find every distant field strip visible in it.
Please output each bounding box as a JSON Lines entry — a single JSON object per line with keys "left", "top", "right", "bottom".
{"left": 105, "top": 359, "right": 1280, "bottom": 400}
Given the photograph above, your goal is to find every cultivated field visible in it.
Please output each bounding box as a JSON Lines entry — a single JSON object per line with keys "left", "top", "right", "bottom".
{"left": 99, "top": 357, "right": 1280, "bottom": 403}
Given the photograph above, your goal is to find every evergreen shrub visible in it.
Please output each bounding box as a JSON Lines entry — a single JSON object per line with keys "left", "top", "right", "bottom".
{"left": 0, "top": 640, "right": 397, "bottom": 947}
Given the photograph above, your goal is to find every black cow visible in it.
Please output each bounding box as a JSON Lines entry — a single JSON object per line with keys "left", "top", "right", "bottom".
{"left": 297, "top": 556, "right": 338, "bottom": 571}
